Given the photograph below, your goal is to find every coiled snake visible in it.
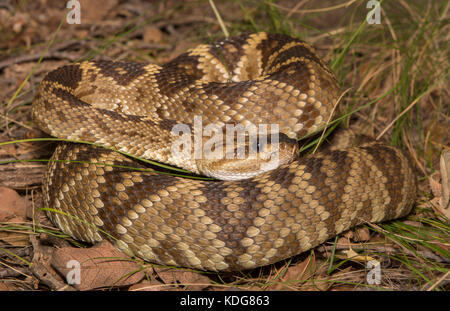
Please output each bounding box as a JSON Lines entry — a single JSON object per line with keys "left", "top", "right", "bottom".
{"left": 32, "top": 33, "right": 417, "bottom": 271}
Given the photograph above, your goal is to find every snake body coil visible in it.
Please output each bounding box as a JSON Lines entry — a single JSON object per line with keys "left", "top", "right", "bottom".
{"left": 32, "top": 33, "right": 417, "bottom": 271}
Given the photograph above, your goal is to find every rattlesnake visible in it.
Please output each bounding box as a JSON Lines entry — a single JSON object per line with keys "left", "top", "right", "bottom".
{"left": 32, "top": 32, "right": 417, "bottom": 271}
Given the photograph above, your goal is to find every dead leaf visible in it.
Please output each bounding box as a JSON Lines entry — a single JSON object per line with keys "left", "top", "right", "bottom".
{"left": 341, "top": 249, "right": 376, "bottom": 263}
{"left": 353, "top": 227, "right": 371, "bottom": 242}
{"left": 268, "top": 255, "right": 318, "bottom": 290}
{"left": 440, "top": 151, "right": 450, "bottom": 210}
{"left": 143, "top": 26, "right": 163, "bottom": 43}
{"left": 50, "top": 240, "right": 144, "bottom": 290}
{"left": 0, "top": 186, "right": 28, "bottom": 221}
{"left": 283, "top": 256, "right": 316, "bottom": 282}
{"left": 342, "top": 227, "right": 370, "bottom": 242}
{"left": 79, "top": 0, "right": 118, "bottom": 23}
{"left": 427, "top": 151, "right": 450, "bottom": 219}
{"left": 11, "top": 12, "right": 28, "bottom": 34}
{"left": 342, "top": 231, "right": 353, "bottom": 239}
{"left": 154, "top": 267, "right": 211, "bottom": 291}
{"left": 337, "top": 236, "right": 349, "bottom": 246}
{"left": 0, "top": 142, "right": 16, "bottom": 158}
{"left": 0, "top": 187, "right": 30, "bottom": 246}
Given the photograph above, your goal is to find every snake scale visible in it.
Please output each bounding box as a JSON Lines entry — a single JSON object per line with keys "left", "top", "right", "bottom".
{"left": 32, "top": 32, "right": 417, "bottom": 271}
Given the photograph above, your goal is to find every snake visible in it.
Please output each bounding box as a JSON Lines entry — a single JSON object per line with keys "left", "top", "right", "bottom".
{"left": 31, "top": 32, "right": 417, "bottom": 271}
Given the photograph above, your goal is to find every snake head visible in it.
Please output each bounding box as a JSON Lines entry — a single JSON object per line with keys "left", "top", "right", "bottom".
{"left": 196, "top": 132, "right": 298, "bottom": 180}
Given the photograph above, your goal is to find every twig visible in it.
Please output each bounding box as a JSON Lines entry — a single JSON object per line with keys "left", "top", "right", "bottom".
{"left": 286, "top": 0, "right": 307, "bottom": 18}
{"left": 0, "top": 39, "right": 82, "bottom": 71}
{"left": 0, "top": 262, "right": 31, "bottom": 278}
{"left": 425, "top": 270, "right": 450, "bottom": 291}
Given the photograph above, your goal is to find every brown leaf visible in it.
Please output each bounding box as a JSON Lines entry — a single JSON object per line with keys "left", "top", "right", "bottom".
{"left": 427, "top": 152, "right": 450, "bottom": 219}
{"left": 353, "top": 227, "right": 371, "bottom": 242}
{"left": 79, "top": 0, "right": 118, "bottom": 23}
{"left": 337, "top": 236, "right": 349, "bottom": 246}
{"left": 0, "top": 187, "right": 30, "bottom": 246}
{"left": 341, "top": 248, "right": 376, "bottom": 263}
{"left": 154, "top": 267, "right": 211, "bottom": 291}
{"left": 51, "top": 240, "right": 144, "bottom": 290}
{"left": 342, "top": 231, "right": 354, "bottom": 239}
{"left": 441, "top": 151, "right": 450, "bottom": 210}
{"left": 143, "top": 26, "right": 163, "bottom": 44}
{"left": 284, "top": 256, "right": 316, "bottom": 282}
{"left": 342, "top": 227, "right": 371, "bottom": 242}
{"left": 430, "top": 172, "right": 442, "bottom": 197}
{"left": 270, "top": 255, "right": 317, "bottom": 290}
{"left": 0, "top": 186, "right": 28, "bottom": 221}
{"left": 0, "top": 141, "right": 16, "bottom": 158}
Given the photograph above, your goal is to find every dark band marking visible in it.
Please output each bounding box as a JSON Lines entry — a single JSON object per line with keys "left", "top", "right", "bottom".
{"left": 156, "top": 54, "right": 204, "bottom": 97}
{"left": 44, "top": 64, "right": 82, "bottom": 89}
{"left": 53, "top": 88, "right": 90, "bottom": 108}
{"left": 94, "top": 60, "right": 148, "bottom": 86}
{"left": 97, "top": 108, "right": 145, "bottom": 123}
{"left": 208, "top": 34, "right": 250, "bottom": 75}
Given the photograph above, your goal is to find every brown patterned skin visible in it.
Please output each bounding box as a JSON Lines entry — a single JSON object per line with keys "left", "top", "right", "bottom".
{"left": 32, "top": 33, "right": 417, "bottom": 271}
{"left": 32, "top": 32, "right": 337, "bottom": 178}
